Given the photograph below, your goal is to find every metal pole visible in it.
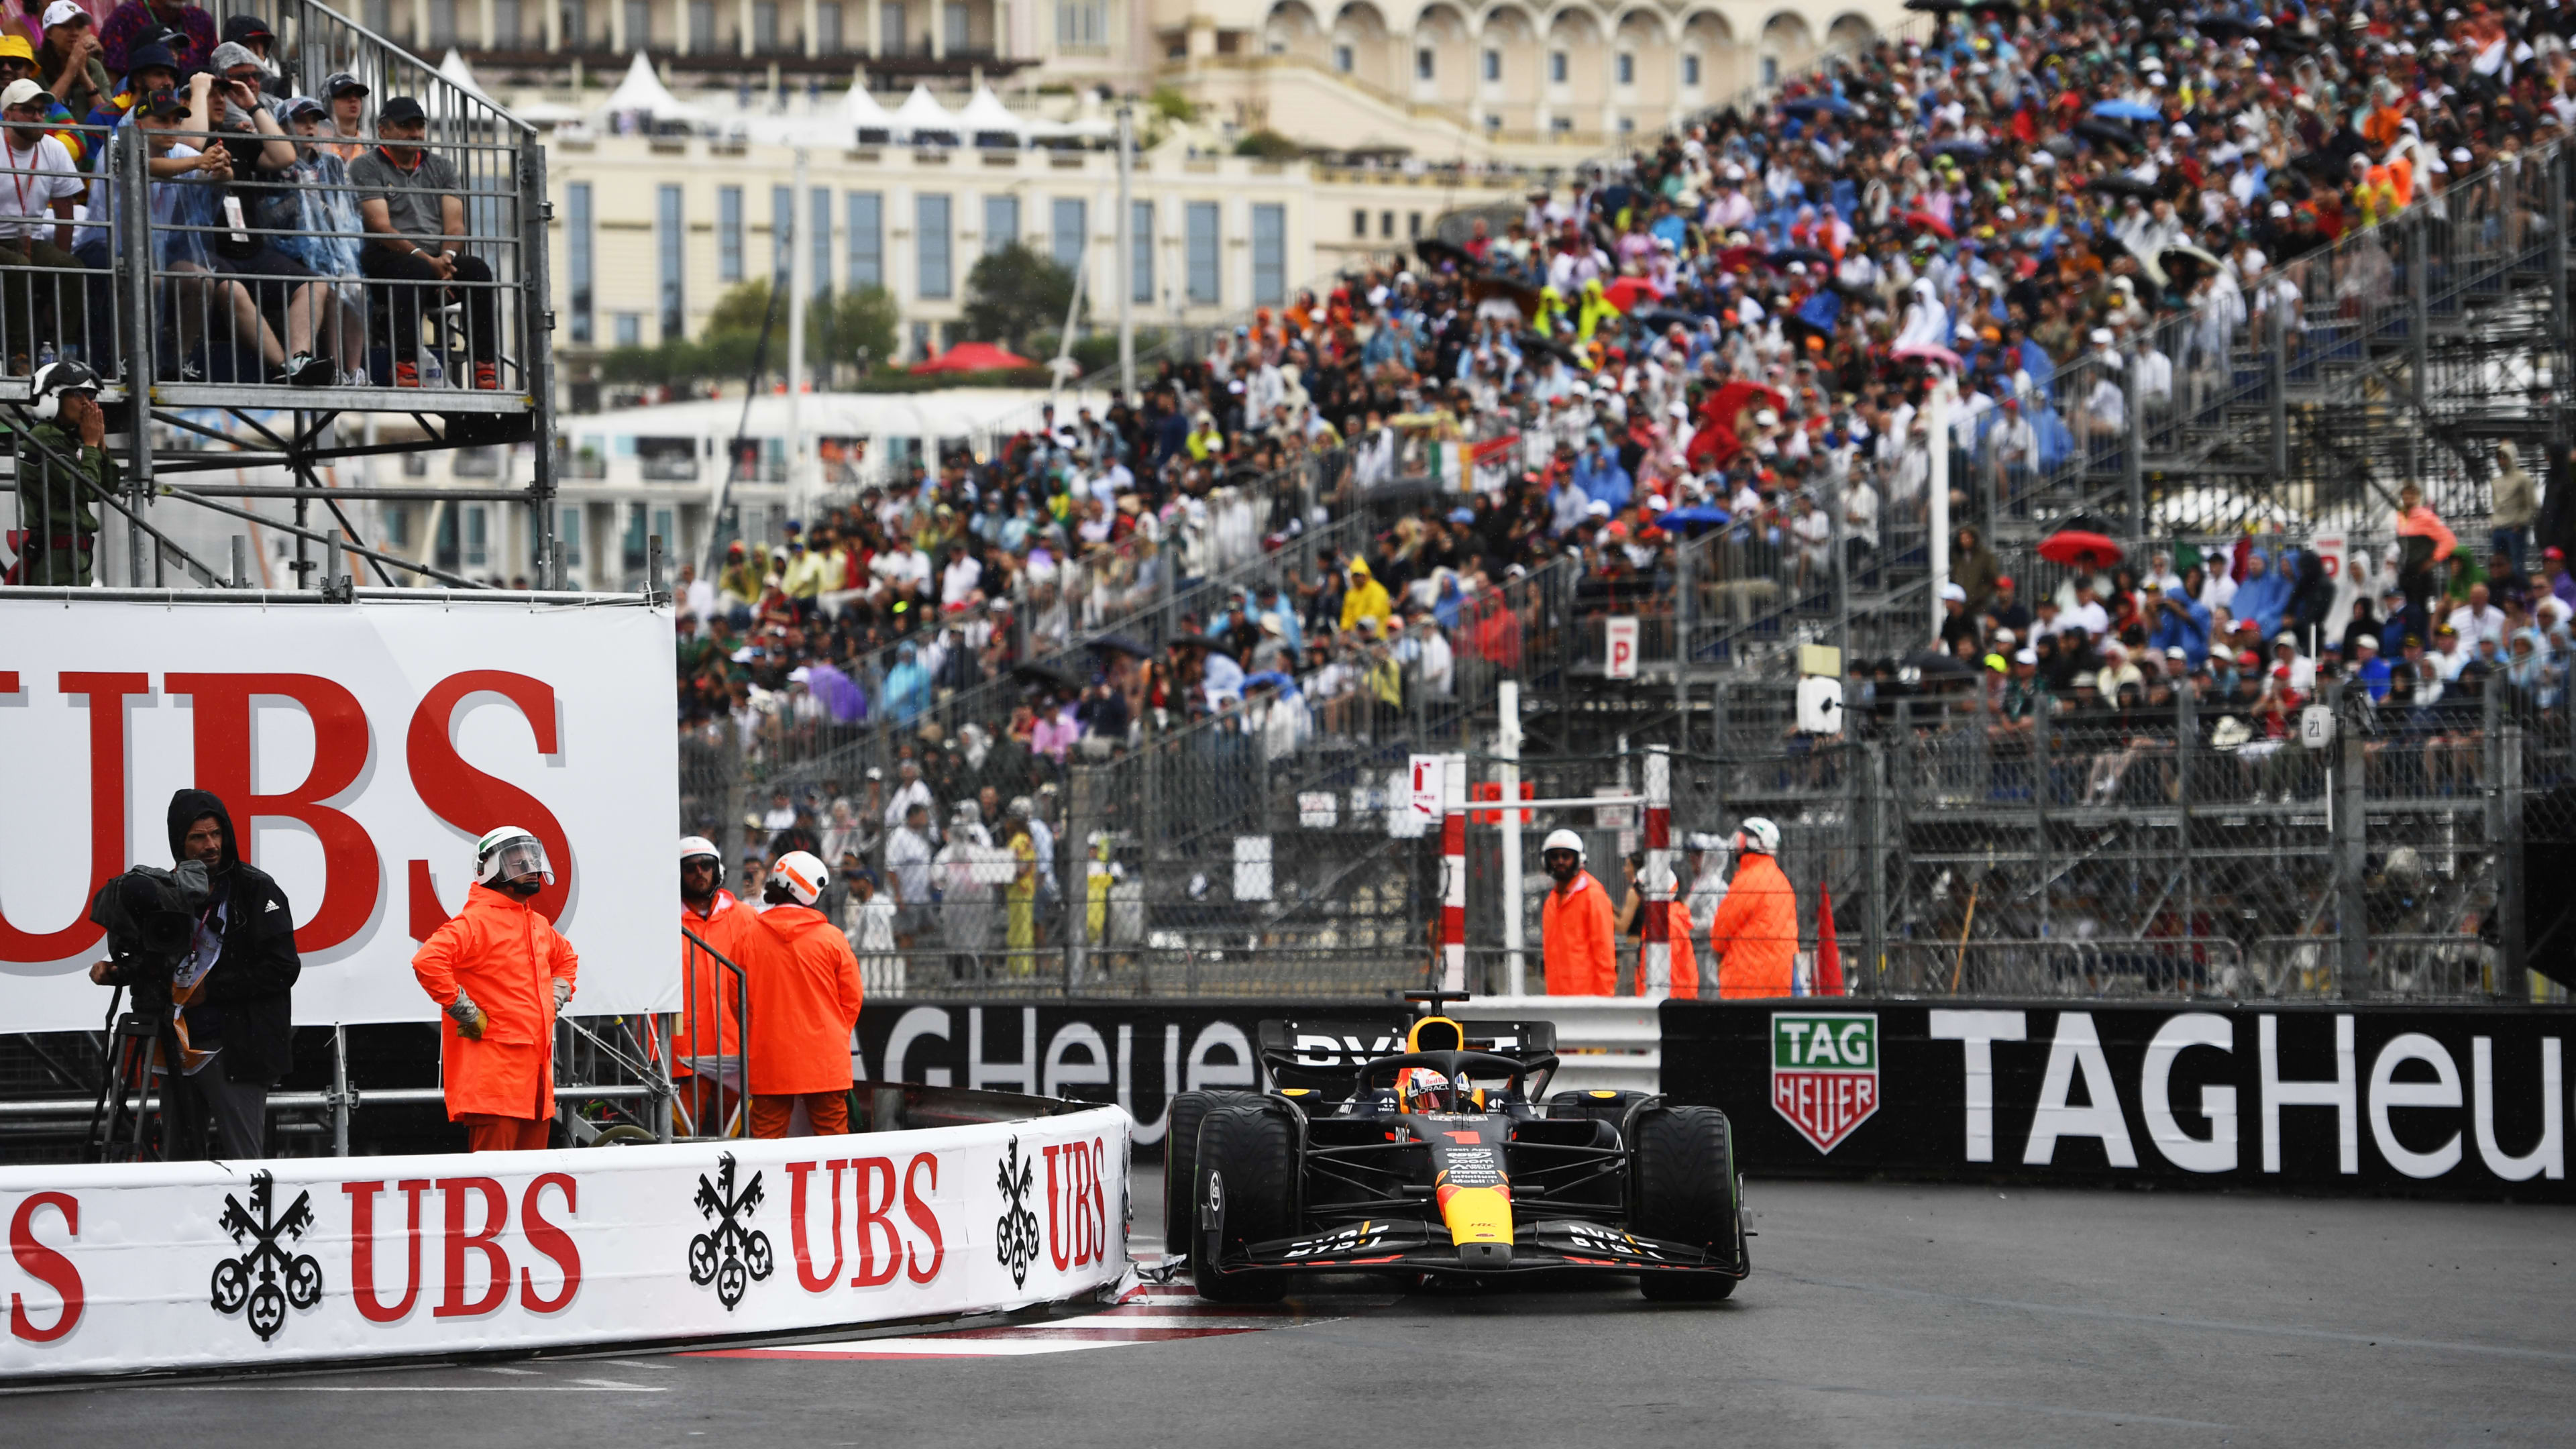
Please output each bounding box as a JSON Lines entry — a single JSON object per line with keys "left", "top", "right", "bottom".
{"left": 117, "top": 129, "right": 154, "bottom": 587}
{"left": 786, "top": 147, "right": 809, "bottom": 523}
{"left": 330, "top": 1023, "right": 350, "bottom": 1157}
{"left": 2123, "top": 348, "right": 2144, "bottom": 541}
{"left": 2267, "top": 280, "right": 2288, "bottom": 484}
{"left": 1066, "top": 763, "right": 1091, "bottom": 991}
{"left": 1863, "top": 741, "right": 1886, "bottom": 994}
{"left": 1927, "top": 376, "right": 1952, "bottom": 641}
{"left": 1440, "top": 751, "right": 1467, "bottom": 992}
{"left": 2494, "top": 690, "right": 2527, "bottom": 995}
{"left": 655, "top": 1013, "right": 676, "bottom": 1144}
{"left": 1499, "top": 678, "right": 1525, "bottom": 995}
{"left": 230, "top": 534, "right": 250, "bottom": 588}
{"left": 1116, "top": 99, "right": 1135, "bottom": 398}
{"left": 2334, "top": 682, "right": 2369, "bottom": 995}
{"left": 524, "top": 138, "right": 561, "bottom": 590}
{"left": 1641, "top": 745, "right": 1671, "bottom": 998}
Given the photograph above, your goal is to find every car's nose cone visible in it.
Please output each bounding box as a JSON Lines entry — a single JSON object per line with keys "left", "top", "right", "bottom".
{"left": 1457, "top": 1242, "right": 1513, "bottom": 1267}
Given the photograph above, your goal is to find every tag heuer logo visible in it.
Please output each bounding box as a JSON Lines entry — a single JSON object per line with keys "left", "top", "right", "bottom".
{"left": 1771, "top": 1012, "right": 1880, "bottom": 1153}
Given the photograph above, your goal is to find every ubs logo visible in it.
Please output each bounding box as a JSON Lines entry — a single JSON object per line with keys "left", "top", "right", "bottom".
{"left": 688, "top": 1152, "right": 775, "bottom": 1310}
{"left": 209, "top": 1171, "right": 323, "bottom": 1341}
{"left": 995, "top": 1136, "right": 1040, "bottom": 1289}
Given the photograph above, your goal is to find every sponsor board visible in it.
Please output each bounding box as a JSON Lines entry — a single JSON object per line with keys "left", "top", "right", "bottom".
{"left": 1666, "top": 1001, "right": 2570, "bottom": 1201}
{"left": 0, "top": 598, "right": 680, "bottom": 1031}
{"left": 0, "top": 1106, "right": 1128, "bottom": 1379}
{"left": 856, "top": 1000, "right": 1385, "bottom": 1147}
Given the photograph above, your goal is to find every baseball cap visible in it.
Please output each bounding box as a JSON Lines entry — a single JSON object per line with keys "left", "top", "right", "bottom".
{"left": 40, "top": 1, "right": 89, "bottom": 28}
{"left": 138, "top": 87, "right": 185, "bottom": 117}
{"left": 325, "top": 70, "right": 370, "bottom": 97}
{"left": 1939, "top": 582, "right": 1968, "bottom": 602}
{"left": 2165, "top": 645, "right": 2188, "bottom": 660}
{"left": 125, "top": 42, "right": 177, "bottom": 77}
{"left": 286, "top": 95, "right": 325, "bottom": 120}
{"left": 378, "top": 95, "right": 427, "bottom": 125}
{"left": 0, "top": 78, "right": 48, "bottom": 110}
{"left": 207, "top": 40, "right": 259, "bottom": 72}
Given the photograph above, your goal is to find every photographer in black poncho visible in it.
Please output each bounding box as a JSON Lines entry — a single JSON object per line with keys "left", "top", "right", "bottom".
{"left": 89, "top": 790, "right": 301, "bottom": 1161}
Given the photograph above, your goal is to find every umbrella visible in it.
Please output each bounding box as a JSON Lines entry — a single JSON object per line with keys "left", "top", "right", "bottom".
{"left": 1894, "top": 343, "right": 1966, "bottom": 371}
{"left": 1602, "top": 276, "right": 1659, "bottom": 312}
{"left": 1902, "top": 649, "right": 1978, "bottom": 678}
{"left": 1087, "top": 633, "right": 1152, "bottom": 657}
{"left": 2089, "top": 99, "right": 2163, "bottom": 123}
{"left": 1656, "top": 505, "right": 1734, "bottom": 536}
{"left": 1966, "top": 0, "right": 2017, "bottom": 9}
{"left": 2086, "top": 174, "right": 2161, "bottom": 200}
{"left": 1779, "top": 94, "right": 1856, "bottom": 118}
{"left": 801, "top": 662, "right": 865, "bottom": 724}
{"left": 1899, "top": 209, "right": 1955, "bottom": 239}
{"left": 1765, "top": 246, "right": 1833, "bottom": 268}
{"left": 1167, "top": 633, "right": 1238, "bottom": 658}
{"left": 2038, "top": 529, "right": 2125, "bottom": 568}
{"left": 911, "top": 340, "right": 1036, "bottom": 374}
{"left": 1931, "top": 139, "right": 1991, "bottom": 160}
{"left": 2158, "top": 241, "right": 2225, "bottom": 280}
{"left": 1013, "top": 660, "right": 1084, "bottom": 694}
{"left": 2194, "top": 13, "right": 2256, "bottom": 38}
{"left": 1633, "top": 307, "right": 1705, "bottom": 334}
{"left": 2073, "top": 119, "right": 2144, "bottom": 152}
{"left": 1415, "top": 236, "right": 1477, "bottom": 272}
{"left": 1516, "top": 330, "right": 1583, "bottom": 367}
{"left": 1902, "top": 0, "right": 1964, "bottom": 11}
{"left": 1241, "top": 669, "right": 1297, "bottom": 695}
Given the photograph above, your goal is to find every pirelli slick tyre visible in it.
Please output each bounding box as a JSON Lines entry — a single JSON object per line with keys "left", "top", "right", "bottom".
{"left": 1631, "top": 1104, "right": 1746, "bottom": 1302}
{"left": 1161, "top": 1089, "right": 1234, "bottom": 1257}
{"left": 1190, "top": 1103, "right": 1296, "bottom": 1304}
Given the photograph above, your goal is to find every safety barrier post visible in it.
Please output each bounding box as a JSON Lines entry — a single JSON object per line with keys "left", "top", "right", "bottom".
{"left": 1642, "top": 745, "right": 1671, "bottom": 998}
{"left": 1440, "top": 752, "right": 1467, "bottom": 992}
{"left": 1498, "top": 679, "right": 1525, "bottom": 996}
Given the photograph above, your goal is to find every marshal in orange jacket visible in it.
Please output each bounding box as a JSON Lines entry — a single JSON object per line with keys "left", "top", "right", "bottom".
{"left": 743, "top": 903, "right": 865, "bottom": 1097}
{"left": 1542, "top": 870, "right": 1617, "bottom": 996}
{"left": 1666, "top": 900, "right": 1700, "bottom": 1000}
{"left": 411, "top": 883, "right": 581, "bottom": 1121}
{"left": 1707, "top": 853, "right": 1797, "bottom": 998}
{"left": 676, "top": 890, "right": 756, "bottom": 1075}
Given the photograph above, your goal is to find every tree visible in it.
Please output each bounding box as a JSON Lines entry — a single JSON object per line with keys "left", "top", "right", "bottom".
{"left": 961, "top": 242, "right": 1077, "bottom": 355}
{"left": 1234, "top": 129, "right": 1300, "bottom": 160}
{"left": 594, "top": 279, "right": 900, "bottom": 387}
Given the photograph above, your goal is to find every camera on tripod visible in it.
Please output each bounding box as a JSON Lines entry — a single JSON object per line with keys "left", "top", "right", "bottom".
{"left": 85, "top": 859, "right": 216, "bottom": 1161}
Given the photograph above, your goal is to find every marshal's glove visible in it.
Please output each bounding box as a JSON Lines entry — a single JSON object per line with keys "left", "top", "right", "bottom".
{"left": 446, "top": 991, "right": 487, "bottom": 1040}
{"left": 552, "top": 977, "right": 572, "bottom": 1008}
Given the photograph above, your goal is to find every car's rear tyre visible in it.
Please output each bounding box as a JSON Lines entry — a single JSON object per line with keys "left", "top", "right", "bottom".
{"left": 1632, "top": 1105, "right": 1744, "bottom": 1302}
{"left": 1190, "top": 1103, "right": 1295, "bottom": 1303}
{"left": 1161, "top": 1089, "right": 1228, "bottom": 1258}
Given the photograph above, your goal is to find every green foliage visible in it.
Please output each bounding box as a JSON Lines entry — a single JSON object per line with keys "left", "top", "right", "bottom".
{"left": 1147, "top": 85, "right": 1195, "bottom": 123}
{"left": 1233, "top": 129, "right": 1300, "bottom": 160}
{"left": 850, "top": 366, "right": 1053, "bottom": 392}
{"left": 961, "top": 242, "right": 1079, "bottom": 354}
{"left": 590, "top": 280, "right": 901, "bottom": 385}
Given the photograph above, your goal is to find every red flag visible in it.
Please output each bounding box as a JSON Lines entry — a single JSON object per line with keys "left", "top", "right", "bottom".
{"left": 1815, "top": 886, "right": 1845, "bottom": 996}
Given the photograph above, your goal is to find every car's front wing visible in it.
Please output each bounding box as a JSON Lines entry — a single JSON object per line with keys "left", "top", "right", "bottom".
{"left": 1212, "top": 1216, "right": 1747, "bottom": 1282}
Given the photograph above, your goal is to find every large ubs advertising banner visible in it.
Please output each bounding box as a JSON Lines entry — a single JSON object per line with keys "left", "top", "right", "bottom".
{"left": 857, "top": 1001, "right": 1385, "bottom": 1146}
{"left": 0, "top": 598, "right": 680, "bottom": 1030}
{"left": 0, "top": 1106, "right": 1129, "bottom": 1379}
{"left": 1664, "top": 1001, "right": 2568, "bottom": 1201}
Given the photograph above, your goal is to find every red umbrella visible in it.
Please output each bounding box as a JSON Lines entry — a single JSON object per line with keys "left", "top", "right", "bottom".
{"left": 1602, "top": 276, "right": 1659, "bottom": 313}
{"left": 2038, "top": 529, "right": 2125, "bottom": 568}
{"left": 1893, "top": 342, "right": 1965, "bottom": 371}
{"left": 911, "top": 341, "right": 1036, "bottom": 374}
{"left": 1900, "top": 209, "right": 1955, "bottom": 239}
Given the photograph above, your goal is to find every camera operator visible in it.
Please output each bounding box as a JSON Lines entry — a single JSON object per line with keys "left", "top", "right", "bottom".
{"left": 87, "top": 788, "right": 300, "bottom": 1161}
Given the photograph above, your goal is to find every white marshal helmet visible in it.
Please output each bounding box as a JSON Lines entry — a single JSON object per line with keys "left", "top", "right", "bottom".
{"left": 769, "top": 849, "right": 828, "bottom": 906}
{"left": 678, "top": 835, "right": 720, "bottom": 865}
{"left": 1734, "top": 817, "right": 1780, "bottom": 855}
{"left": 1540, "top": 828, "right": 1587, "bottom": 863}
{"left": 476, "top": 826, "right": 554, "bottom": 885}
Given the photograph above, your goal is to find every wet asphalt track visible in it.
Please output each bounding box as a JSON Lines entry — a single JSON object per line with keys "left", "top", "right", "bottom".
{"left": 12, "top": 1167, "right": 2573, "bottom": 1447}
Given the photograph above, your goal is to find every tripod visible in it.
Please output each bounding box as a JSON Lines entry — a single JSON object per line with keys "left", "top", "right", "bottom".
{"left": 85, "top": 983, "right": 178, "bottom": 1163}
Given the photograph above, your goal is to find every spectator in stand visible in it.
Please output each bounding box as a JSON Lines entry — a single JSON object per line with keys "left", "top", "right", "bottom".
{"left": 2491, "top": 442, "right": 2536, "bottom": 574}
{"left": 349, "top": 95, "right": 500, "bottom": 389}
{"left": 30, "top": 7, "right": 103, "bottom": 143}
{"left": 2394, "top": 480, "right": 2457, "bottom": 640}
{"left": 0, "top": 72, "right": 86, "bottom": 360}
{"left": 99, "top": 0, "right": 211, "bottom": 76}
{"left": 315, "top": 70, "right": 366, "bottom": 162}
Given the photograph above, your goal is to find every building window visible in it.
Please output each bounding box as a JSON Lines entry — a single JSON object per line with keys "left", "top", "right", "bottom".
{"left": 816, "top": 0, "right": 841, "bottom": 50}
{"left": 559, "top": 507, "right": 583, "bottom": 569}
{"left": 559, "top": 0, "right": 588, "bottom": 43}
{"left": 383, "top": 506, "right": 409, "bottom": 547}
{"left": 623, "top": 504, "right": 648, "bottom": 575}
{"left": 1682, "top": 53, "right": 1700, "bottom": 86}
{"left": 879, "top": 0, "right": 905, "bottom": 53}
{"left": 1549, "top": 50, "right": 1566, "bottom": 83}
{"left": 772, "top": 184, "right": 794, "bottom": 270}
{"left": 566, "top": 181, "right": 592, "bottom": 344}
{"left": 616, "top": 313, "right": 641, "bottom": 346}
{"left": 943, "top": 0, "right": 967, "bottom": 50}
{"left": 1407, "top": 211, "right": 1421, "bottom": 238}
{"left": 427, "top": 0, "right": 455, "bottom": 44}
{"left": 1379, "top": 210, "right": 1393, "bottom": 237}
{"left": 918, "top": 193, "right": 952, "bottom": 298}
{"left": 810, "top": 187, "right": 833, "bottom": 297}
{"left": 688, "top": 0, "right": 713, "bottom": 48}
{"left": 365, "top": 0, "right": 393, "bottom": 38}
{"left": 1052, "top": 197, "right": 1086, "bottom": 272}
{"left": 623, "top": 0, "right": 647, "bottom": 46}
{"left": 752, "top": 0, "right": 777, "bottom": 50}
{"left": 1484, "top": 113, "right": 1500, "bottom": 131}
{"left": 1482, "top": 48, "right": 1499, "bottom": 82}
{"left": 651, "top": 507, "right": 675, "bottom": 561}
{"left": 1130, "top": 200, "right": 1153, "bottom": 303}
{"left": 1332, "top": 43, "right": 1352, "bottom": 72}
{"left": 466, "top": 506, "right": 490, "bottom": 568}
{"left": 1760, "top": 55, "right": 1777, "bottom": 85}
{"left": 1055, "top": 0, "right": 1102, "bottom": 47}
{"left": 1185, "top": 202, "right": 1218, "bottom": 305}
{"left": 849, "top": 191, "right": 882, "bottom": 288}
{"left": 657, "top": 184, "right": 684, "bottom": 340}
{"left": 1352, "top": 207, "right": 1366, "bottom": 238}
{"left": 718, "top": 185, "right": 743, "bottom": 282}
{"left": 1251, "top": 203, "right": 1284, "bottom": 306}
{"left": 983, "top": 194, "right": 1019, "bottom": 255}
{"left": 1415, "top": 48, "right": 1432, "bottom": 80}
{"left": 1617, "top": 115, "right": 1635, "bottom": 133}
{"left": 1616, "top": 52, "right": 1633, "bottom": 85}
{"left": 494, "top": 0, "right": 523, "bottom": 43}
{"left": 910, "top": 320, "right": 932, "bottom": 360}
{"left": 1549, "top": 115, "right": 1572, "bottom": 133}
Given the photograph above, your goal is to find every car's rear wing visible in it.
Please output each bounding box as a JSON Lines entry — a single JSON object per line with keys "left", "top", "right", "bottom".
{"left": 1257, "top": 1018, "right": 1559, "bottom": 1093}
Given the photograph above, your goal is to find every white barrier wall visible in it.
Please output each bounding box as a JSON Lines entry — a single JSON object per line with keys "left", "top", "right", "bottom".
{"left": 0, "top": 596, "right": 680, "bottom": 1031}
{"left": 0, "top": 1106, "right": 1130, "bottom": 1379}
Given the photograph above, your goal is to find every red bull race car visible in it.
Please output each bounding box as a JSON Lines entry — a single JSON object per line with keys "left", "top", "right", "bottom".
{"left": 1164, "top": 992, "right": 1748, "bottom": 1302}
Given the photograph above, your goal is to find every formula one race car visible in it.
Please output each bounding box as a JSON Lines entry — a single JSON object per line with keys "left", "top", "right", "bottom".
{"left": 1164, "top": 992, "right": 1748, "bottom": 1302}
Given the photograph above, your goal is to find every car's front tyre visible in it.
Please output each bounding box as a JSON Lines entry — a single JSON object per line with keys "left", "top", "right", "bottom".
{"left": 1190, "top": 1102, "right": 1296, "bottom": 1303}
{"left": 1632, "top": 1105, "right": 1745, "bottom": 1302}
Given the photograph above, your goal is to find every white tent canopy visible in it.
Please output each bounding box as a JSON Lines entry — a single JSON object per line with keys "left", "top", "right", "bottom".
{"left": 953, "top": 85, "right": 1025, "bottom": 146}
{"left": 597, "top": 50, "right": 704, "bottom": 122}
{"left": 892, "top": 84, "right": 960, "bottom": 142}
{"left": 843, "top": 82, "right": 898, "bottom": 131}
{"left": 437, "top": 48, "right": 491, "bottom": 101}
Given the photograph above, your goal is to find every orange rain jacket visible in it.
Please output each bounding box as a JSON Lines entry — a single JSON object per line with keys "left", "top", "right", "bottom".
{"left": 743, "top": 903, "right": 865, "bottom": 1096}
{"left": 411, "top": 883, "right": 582, "bottom": 1121}
{"left": 1707, "top": 852, "right": 1797, "bottom": 998}
{"left": 1666, "top": 900, "right": 1700, "bottom": 1000}
{"left": 1542, "top": 870, "right": 1617, "bottom": 996}
{"left": 675, "top": 891, "right": 755, "bottom": 1077}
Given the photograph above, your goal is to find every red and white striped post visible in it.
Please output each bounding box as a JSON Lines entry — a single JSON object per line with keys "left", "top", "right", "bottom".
{"left": 1440, "top": 752, "right": 1468, "bottom": 991}
{"left": 1642, "top": 745, "right": 1672, "bottom": 998}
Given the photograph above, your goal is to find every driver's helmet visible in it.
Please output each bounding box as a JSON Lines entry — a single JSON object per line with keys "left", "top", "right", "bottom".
{"left": 1395, "top": 1066, "right": 1450, "bottom": 1114}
